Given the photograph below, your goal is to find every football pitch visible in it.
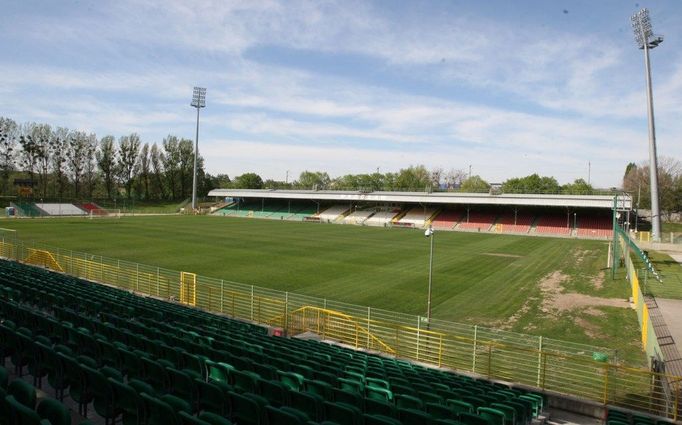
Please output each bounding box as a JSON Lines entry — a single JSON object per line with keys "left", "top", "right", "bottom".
{"left": 0, "top": 215, "right": 644, "bottom": 364}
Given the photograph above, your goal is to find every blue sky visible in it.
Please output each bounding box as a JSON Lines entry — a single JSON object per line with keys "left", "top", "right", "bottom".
{"left": 1, "top": 0, "right": 681, "bottom": 187}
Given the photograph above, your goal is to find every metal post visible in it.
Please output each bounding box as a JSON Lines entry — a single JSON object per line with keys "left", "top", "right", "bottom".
{"left": 472, "top": 325, "right": 478, "bottom": 372}
{"left": 190, "top": 87, "right": 206, "bottom": 211}
{"left": 191, "top": 105, "right": 200, "bottom": 211}
{"left": 427, "top": 230, "right": 434, "bottom": 324}
{"left": 643, "top": 42, "right": 662, "bottom": 242}
{"left": 537, "top": 336, "right": 543, "bottom": 386}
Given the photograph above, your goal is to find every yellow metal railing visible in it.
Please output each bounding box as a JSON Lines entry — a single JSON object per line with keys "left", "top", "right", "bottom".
{"left": 0, "top": 236, "right": 680, "bottom": 419}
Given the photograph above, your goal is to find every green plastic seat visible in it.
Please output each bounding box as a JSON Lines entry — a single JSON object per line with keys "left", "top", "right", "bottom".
{"left": 363, "top": 414, "right": 402, "bottom": 425}
{"left": 141, "top": 358, "right": 171, "bottom": 393}
{"left": 199, "top": 412, "right": 234, "bottom": 425}
{"left": 305, "top": 379, "right": 334, "bottom": 399}
{"left": 206, "top": 360, "right": 234, "bottom": 385}
{"left": 365, "top": 378, "right": 390, "bottom": 390}
{"left": 0, "top": 366, "right": 8, "bottom": 389}
{"left": 517, "top": 395, "right": 539, "bottom": 418}
{"left": 109, "top": 377, "right": 146, "bottom": 425}
{"left": 232, "top": 369, "right": 260, "bottom": 394}
{"left": 179, "top": 411, "right": 211, "bottom": 425}
{"left": 82, "top": 364, "right": 119, "bottom": 424}
{"left": 337, "top": 377, "right": 363, "bottom": 394}
{"left": 259, "top": 378, "right": 288, "bottom": 407}
{"left": 324, "top": 401, "right": 362, "bottom": 425}
{"left": 459, "top": 412, "right": 491, "bottom": 425}
{"left": 332, "top": 388, "right": 363, "bottom": 410}
{"left": 278, "top": 371, "right": 305, "bottom": 391}
{"left": 5, "top": 394, "right": 42, "bottom": 425}
{"left": 398, "top": 407, "right": 435, "bottom": 425}
{"left": 265, "top": 405, "right": 306, "bottom": 425}
{"left": 141, "top": 392, "right": 182, "bottom": 425}
{"left": 366, "top": 386, "right": 393, "bottom": 402}
{"left": 229, "top": 391, "right": 263, "bottom": 425}
{"left": 427, "top": 402, "right": 456, "bottom": 420}
{"left": 364, "top": 397, "right": 396, "bottom": 418}
{"left": 478, "top": 407, "right": 506, "bottom": 425}
{"left": 288, "top": 389, "right": 324, "bottom": 422}
{"left": 198, "top": 411, "right": 233, "bottom": 425}
{"left": 489, "top": 403, "right": 515, "bottom": 425}
{"left": 8, "top": 378, "right": 37, "bottom": 409}
{"left": 167, "top": 367, "right": 197, "bottom": 405}
{"left": 194, "top": 379, "right": 230, "bottom": 416}
{"left": 58, "top": 353, "right": 91, "bottom": 416}
{"left": 395, "top": 394, "right": 423, "bottom": 410}
{"left": 37, "top": 398, "right": 71, "bottom": 425}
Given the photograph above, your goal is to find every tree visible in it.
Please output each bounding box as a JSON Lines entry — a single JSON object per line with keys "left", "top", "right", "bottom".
{"left": 0, "top": 117, "right": 17, "bottom": 194}
{"left": 445, "top": 168, "right": 467, "bottom": 189}
{"left": 296, "top": 171, "right": 330, "bottom": 190}
{"left": 623, "top": 157, "right": 682, "bottom": 216}
{"left": 150, "top": 143, "right": 165, "bottom": 199}
{"left": 501, "top": 174, "right": 560, "bottom": 194}
{"left": 97, "top": 135, "right": 117, "bottom": 199}
{"left": 162, "top": 136, "right": 181, "bottom": 199}
{"left": 138, "top": 143, "right": 151, "bottom": 199}
{"left": 561, "top": 178, "right": 593, "bottom": 195}
{"left": 118, "top": 133, "right": 141, "bottom": 199}
{"left": 395, "top": 165, "right": 431, "bottom": 190}
{"left": 68, "top": 131, "right": 93, "bottom": 198}
{"left": 177, "top": 138, "right": 195, "bottom": 198}
{"left": 18, "top": 124, "right": 42, "bottom": 190}
{"left": 460, "top": 175, "right": 490, "bottom": 192}
{"left": 82, "top": 134, "right": 98, "bottom": 198}
{"left": 30, "top": 123, "right": 51, "bottom": 198}
{"left": 232, "top": 173, "right": 263, "bottom": 189}
{"left": 50, "top": 127, "right": 69, "bottom": 198}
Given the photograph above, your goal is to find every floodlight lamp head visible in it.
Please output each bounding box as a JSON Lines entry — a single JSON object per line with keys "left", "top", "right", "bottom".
{"left": 191, "top": 86, "right": 207, "bottom": 108}
{"left": 631, "top": 8, "right": 662, "bottom": 49}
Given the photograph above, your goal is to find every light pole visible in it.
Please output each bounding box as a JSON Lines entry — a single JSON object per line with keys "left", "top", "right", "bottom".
{"left": 631, "top": 8, "right": 663, "bottom": 242}
{"left": 425, "top": 225, "right": 435, "bottom": 324}
{"left": 190, "top": 86, "right": 207, "bottom": 212}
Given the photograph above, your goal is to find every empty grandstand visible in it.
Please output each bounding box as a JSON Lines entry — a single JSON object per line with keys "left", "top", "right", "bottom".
{"left": 317, "top": 205, "right": 351, "bottom": 222}
{"left": 208, "top": 189, "right": 630, "bottom": 240}
{"left": 396, "top": 206, "right": 439, "bottom": 228}
{"left": 9, "top": 202, "right": 96, "bottom": 217}
{"left": 535, "top": 214, "right": 571, "bottom": 236}
{"left": 494, "top": 212, "right": 535, "bottom": 234}
{"left": 577, "top": 215, "right": 613, "bottom": 238}
{"left": 343, "top": 209, "right": 375, "bottom": 224}
{"left": 430, "top": 210, "right": 463, "bottom": 230}
{"left": 365, "top": 209, "right": 402, "bottom": 226}
{"left": 457, "top": 212, "right": 498, "bottom": 231}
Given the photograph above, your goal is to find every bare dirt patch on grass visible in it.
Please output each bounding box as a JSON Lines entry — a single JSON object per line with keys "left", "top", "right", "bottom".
{"left": 539, "top": 271, "right": 629, "bottom": 313}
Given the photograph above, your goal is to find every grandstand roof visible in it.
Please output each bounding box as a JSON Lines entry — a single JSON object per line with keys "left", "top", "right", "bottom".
{"left": 207, "top": 189, "right": 631, "bottom": 209}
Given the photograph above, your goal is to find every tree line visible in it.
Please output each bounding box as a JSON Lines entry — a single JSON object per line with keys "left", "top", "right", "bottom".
{"left": 623, "top": 157, "right": 682, "bottom": 218}
{"left": 0, "top": 116, "right": 212, "bottom": 201}
{"left": 220, "top": 165, "right": 598, "bottom": 196}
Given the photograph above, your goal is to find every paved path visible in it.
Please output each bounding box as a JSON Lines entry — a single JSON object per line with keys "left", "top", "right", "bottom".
{"left": 655, "top": 297, "right": 682, "bottom": 358}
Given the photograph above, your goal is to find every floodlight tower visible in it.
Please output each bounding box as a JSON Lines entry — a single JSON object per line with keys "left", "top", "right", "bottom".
{"left": 424, "top": 226, "right": 435, "bottom": 324}
{"left": 631, "top": 9, "right": 663, "bottom": 242}
{"left": 190, "top": 87, "right": 206, "bottom": 212}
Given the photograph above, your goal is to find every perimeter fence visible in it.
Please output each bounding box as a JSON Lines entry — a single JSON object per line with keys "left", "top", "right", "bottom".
{"left": 0, "top": 235, "right": 679, "bottom": 419}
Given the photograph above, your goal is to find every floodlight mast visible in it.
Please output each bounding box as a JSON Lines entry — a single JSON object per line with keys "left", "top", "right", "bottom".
{"left": 190, "top": 87, "right": 206, "bottom": 212}
{"left": 631, "top": 8, "right": 663, "bottom": 242}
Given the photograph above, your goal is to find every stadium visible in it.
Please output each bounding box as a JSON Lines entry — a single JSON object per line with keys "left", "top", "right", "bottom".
{"left": 2, "top": 2, "right": 682, "bottom": 425}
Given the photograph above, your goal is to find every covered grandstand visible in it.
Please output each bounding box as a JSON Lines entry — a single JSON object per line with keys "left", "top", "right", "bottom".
{"left": 208, "top": 189, "right": 632, "bottom": 239}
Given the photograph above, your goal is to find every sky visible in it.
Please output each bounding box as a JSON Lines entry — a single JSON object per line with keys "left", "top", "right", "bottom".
{"left": 1, "top": 0, "right": 681, "bottom": 188}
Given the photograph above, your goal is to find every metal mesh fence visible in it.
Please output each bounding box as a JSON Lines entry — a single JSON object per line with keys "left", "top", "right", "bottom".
{"left": 0, "top": 236, "right": 680, "bottom": 419}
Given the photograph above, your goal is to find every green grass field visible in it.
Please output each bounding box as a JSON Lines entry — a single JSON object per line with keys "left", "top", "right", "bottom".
{"left": 0, "top": 215, "right": 645, "bottom": 364}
